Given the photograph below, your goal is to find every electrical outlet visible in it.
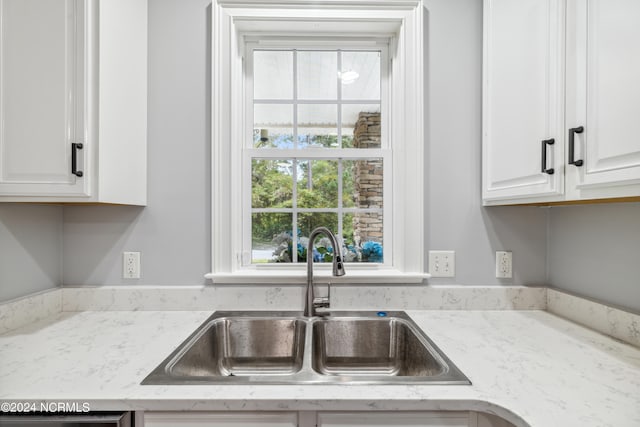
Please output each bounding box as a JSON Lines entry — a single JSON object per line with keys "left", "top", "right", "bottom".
{"left": 123, "top": 251, "right": 141, "bottom": 279}
{"left": 428, "top": 250, "right": 455, "bottom": 277}
{"left": 496, "top": 250, "right": 512, "bottom": 278}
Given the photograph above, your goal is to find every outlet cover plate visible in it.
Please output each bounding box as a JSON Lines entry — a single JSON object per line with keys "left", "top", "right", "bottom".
{"left": 123, "top": 251, "right": 141, "bottom": 279}
{"left": 496, "top": 250, "right": 512, "bottom": 278}
{"left": 428, "top": 250, "right": 455, "bottom": 277}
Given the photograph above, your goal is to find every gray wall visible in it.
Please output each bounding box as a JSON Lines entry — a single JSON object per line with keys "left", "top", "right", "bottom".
{"left": 63, "top": 0, "right": 211, "bottom": 286}
{"left": 424, "top": 0, "right": 548, "bottom": 285}
{"left": 3, "top": 0, "right": 636, "bottom": 311}
{"left": 0, "top": 205, "right": 62, "bottom": 302}
{"left": 59, "top": 0, "right": 547, "bottom": 288}
{"left": 60, "top": 0, "right": 548, "bottom": 287}
{"left": 547, "top": 203, "right": 640, "bottom": 312}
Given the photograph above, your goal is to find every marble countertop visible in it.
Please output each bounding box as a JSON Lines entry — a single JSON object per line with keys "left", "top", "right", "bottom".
{"left": 0, "top": 309, "right": 639, "bottom": 427}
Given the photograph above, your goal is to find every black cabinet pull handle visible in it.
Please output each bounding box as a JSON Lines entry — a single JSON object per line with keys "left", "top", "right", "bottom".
{"left": 71, "top": 143, "right": 84, "bottom": 177}
{"left": 568, "top": 126, "right": 584, "bottom": 166}
{"left": 541, "top": 138, "right": 555, "bottom": 175}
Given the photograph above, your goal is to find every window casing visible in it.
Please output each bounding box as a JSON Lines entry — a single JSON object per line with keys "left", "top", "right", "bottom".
{"left": 208, "top": 0, "right": 427, "bottom": 284}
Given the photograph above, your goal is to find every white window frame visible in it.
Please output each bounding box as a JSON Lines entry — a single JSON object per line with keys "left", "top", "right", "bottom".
{"left": 207, "top": 0, "right": 428, "bottom": 284}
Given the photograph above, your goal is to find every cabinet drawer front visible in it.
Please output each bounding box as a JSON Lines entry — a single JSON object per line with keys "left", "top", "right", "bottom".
{"left": 144, "top": 411, "right": 298, "bottom": 427}
{"left": 318, "top": 411, "right": 474, "bottom": 427}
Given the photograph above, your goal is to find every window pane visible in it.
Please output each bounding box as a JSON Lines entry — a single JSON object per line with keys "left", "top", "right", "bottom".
{"left": 343, "top": 158, "right": 383, "bottom": 209}
{"left": 343, "top": 212, "right": 383, "bottom": 263}
{"left": 252, "top": 159, "right": 293, "bottom": 208}
{"left": 341, "top": 104, "right": 380, "bottom": 148}
{"left": 297, "top": 51, "right": 337, "bottom": 100}
{"left": 341, "top": 51, "right": 380, "bottom": 100}
{"left": 252, "top": 213, "right": 293, "bottom": 263}
{"left": 297, "top": 160, "right": 338, "bottom": 208}
{"left": 247, "top": 49, "right": 387, "bottom": 268}
{"left": 297, "top": 213, "right": 339, "bottom": 262}
{"left": 254, "top": 50, "right": 293, "bottom": 100}
{"left": 341, "top": 160, "right": 356, "bottom": 208}
{"left": 298, "top": 104, "right": 338, "bottom": 148}
{"left": 254, "top": 104, "right": 294, "bottom": 148}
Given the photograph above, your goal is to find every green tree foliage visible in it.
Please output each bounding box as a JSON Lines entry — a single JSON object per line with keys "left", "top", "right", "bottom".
{"left": 251, "top": 133, "right": 356, "bottom": 249}
{"left": 251, "top": 159, "right": 293, "bottom": 209}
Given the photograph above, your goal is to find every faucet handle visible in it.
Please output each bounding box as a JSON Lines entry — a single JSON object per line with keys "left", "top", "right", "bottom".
{"left": 313, "top": 296, "right": 330, "bottom": 308}
{"left": 313, "top": 283, "right": 331, "bottom": 313}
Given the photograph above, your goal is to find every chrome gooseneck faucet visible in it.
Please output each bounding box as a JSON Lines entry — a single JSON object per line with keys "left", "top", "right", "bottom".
{"left": 304, "top": 227, "right": 346, "bottom": 317}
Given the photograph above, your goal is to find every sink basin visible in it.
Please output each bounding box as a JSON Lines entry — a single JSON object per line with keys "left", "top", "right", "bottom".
{"left": 142, "top": 311, "right": 470, "bottom": 385}
{"left": 168, "top": 316, "right": 306, "bottom": 377}
{"left": 312, "top": 317, "right": 446, "bottom": 377}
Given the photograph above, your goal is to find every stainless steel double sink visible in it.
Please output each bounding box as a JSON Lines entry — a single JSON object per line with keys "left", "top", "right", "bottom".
{"left": 142, "top": 311, "right": 470, "bottom": 385}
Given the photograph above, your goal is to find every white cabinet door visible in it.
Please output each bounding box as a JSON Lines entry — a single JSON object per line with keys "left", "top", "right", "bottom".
{"left": 0, "top": 0, "right": 88, "bottom": 197}
{"left": 144, "top": 411, "right": 298, "bottom": 427}
{"left": 0, "top": 0, "right": 147, "bottom": 205}
{"left": 317, "top": 411, "right": 475, "bottom": 427}
{"left": 566, "top": 0, "right": 640, "bottom": 195}
{"left": 476, "top": 413, "right": 515, "bottom": 427}
{"left": 482, "top": 0, "right": 565, "bottom": 203}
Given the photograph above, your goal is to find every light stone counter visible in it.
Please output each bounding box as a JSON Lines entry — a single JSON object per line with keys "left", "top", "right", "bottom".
{"left": 0, "top": 310, "right": 639, "bottom": 427}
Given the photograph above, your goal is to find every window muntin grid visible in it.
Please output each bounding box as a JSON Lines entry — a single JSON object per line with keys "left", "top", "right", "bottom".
{"left": 246, "top": 46, "right": 389, "bottom": 265}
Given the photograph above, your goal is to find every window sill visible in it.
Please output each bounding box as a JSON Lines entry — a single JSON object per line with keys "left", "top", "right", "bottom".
{"left": 205, "top": 269, "right": 430, "bottom": 284}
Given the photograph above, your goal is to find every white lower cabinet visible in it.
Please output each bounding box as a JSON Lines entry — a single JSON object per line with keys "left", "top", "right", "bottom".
{"left": 144, "top": 411, "right": 299, "bottom": 427}
{"left": 143, "top": 411, "right": 497, "bottom": 427}
{"left": 316, "top": 411, "right": 477, "bottom": 427}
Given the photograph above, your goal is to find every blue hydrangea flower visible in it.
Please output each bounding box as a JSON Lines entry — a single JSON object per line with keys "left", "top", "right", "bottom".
{"left": 361, "top": 241, "right": 383, "bottom": 262}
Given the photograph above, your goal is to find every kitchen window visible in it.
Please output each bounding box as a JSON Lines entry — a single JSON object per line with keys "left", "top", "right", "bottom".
{"left": 207, "top": 0, "right": 427, "bottom": 283}
{"left": 247, "top": 46, "right": 388, "bottom": 266}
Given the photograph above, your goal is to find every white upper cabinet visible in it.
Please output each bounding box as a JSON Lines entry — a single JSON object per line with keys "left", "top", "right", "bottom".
{"left": 483, "top": 0, "right": 640, "bottom": 205}
{"left": 482, "top": 0, "right": 565, "bottom": 203}
{"left": 0, "top": 0, "right": 147, "bottom": 205}
{"left": 565, "top": 0, "right": 640, "bottom": 198}
{"left": 0, "top": 0, "right": 87, "bottom": 198}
